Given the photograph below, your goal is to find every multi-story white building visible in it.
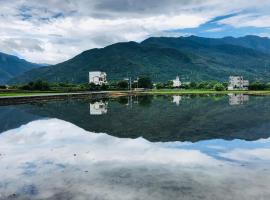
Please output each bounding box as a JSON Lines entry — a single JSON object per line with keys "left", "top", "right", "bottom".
{"left": 89, "top": 71, "right": 107, "bottom": 85}
{"left": 228, "top": 76, "right": 249, "bottom": 90}
{"left": 173, "top": 76, "right": 181, "bottom": 87}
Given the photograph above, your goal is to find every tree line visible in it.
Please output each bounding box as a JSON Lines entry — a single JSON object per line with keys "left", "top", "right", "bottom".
{"left": 4, "top": 77, "right": 270, "bottom": 91}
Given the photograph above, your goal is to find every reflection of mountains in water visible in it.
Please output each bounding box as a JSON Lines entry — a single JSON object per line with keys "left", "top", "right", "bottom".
{"left": 0, "top": 95, "right": 269, "bottom": 142}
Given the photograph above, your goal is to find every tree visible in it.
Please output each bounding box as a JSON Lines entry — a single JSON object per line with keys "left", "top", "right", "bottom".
{"left": 117, "top": 80, "right": 129, "bottom": 89}
{"left": 100, "top": 84, "right": 108, "bottom": 90}
{"left": 138, "top": 76, "right": 153, "bottom": 88}
{"left": 249, "top": 82, "right": 267, "bottom": 90}
{"left": 197, "top": 81, "right": 208, "bottom": 89}
{"left": 214, "top": 83, "right": 225, "bottom": 91}
{"left": 189, "top": 82, "right": 197, "bottom": 89}
{"left": 33, "top": 80, "right": 50, "bottom": 90}
{"left": 88, "top": 82, "right": 100, "bottom": 91}
{"left": 155, "top": 83, "right": 164, "bottom": 89}
{"left": 20, "top": 80, "right": 50, "bottom": 91}
{"left": 165, "top": 80, "right": 173, "bottom": 88}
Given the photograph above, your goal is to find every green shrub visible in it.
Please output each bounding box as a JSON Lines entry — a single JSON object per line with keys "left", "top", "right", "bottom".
{"left": 117, "top": 80, "right": 129, "bottom": 89}
{"left": 249, "top": 82, "right": 267, "bottom": 90}
{"left": 138, "top": 76, "right": 153, "bottom": 88}
{"left": 214, "top": 83, "right": 225, "bottom": 91}
{"left": 19, "top": 80, "right": 50, "bottom": 91}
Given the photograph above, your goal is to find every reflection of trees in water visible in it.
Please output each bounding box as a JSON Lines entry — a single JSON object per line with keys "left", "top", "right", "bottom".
{"left": 4, "top": 95, "right": 270, "bottom": 142}
{"left": 117, "top": 96, "right": 129, "bottom": 105}
{"left": 138, "top": 96, "right": 153, "bottom": 107}
{"left": 116, "top": 95, "right": 153, "bottom": 107}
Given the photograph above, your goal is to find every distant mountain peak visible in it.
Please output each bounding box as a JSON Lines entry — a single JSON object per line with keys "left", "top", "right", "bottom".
{"left": 0, "top": 52, "right": 43, "bottom": 84}
{"left": 9, "top": 35, "right": 270, "bottom": 84}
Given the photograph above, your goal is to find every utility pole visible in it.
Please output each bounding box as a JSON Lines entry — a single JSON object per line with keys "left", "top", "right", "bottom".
{"left": 124, "top": 77, "right": 132, "bottom": 91}
{"left": 129, "top": 77, "right": 132, "bottom": 91}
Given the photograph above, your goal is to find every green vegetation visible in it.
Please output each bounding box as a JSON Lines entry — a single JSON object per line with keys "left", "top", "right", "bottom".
{"left": 117, "top": 80, "right": 129, "bottom": 89}
{"left": 214, "top": 83, "right": 225, "bottom": 91}
{"left": 9, "top": 36, "right": 270, "bottom": 84}
{"left": 19, "top": 80, "right": 50, "bottom": 91}
{"left": 248, "top": 82, "right": 268, "bottom": 90}
{"left": 145, "top": 89, "right": 270, "bottom": 95}
{"left": 138, "top": 76, "right": 153, "bottom": 88}
{"left": 0, "top": 52, "right": 43, "bottom": 84}
{"left": 3, "top": 76, "right": 270, "bottom": 98}
{"left": 0, "top": 92, "right": 56, "bottom": 97}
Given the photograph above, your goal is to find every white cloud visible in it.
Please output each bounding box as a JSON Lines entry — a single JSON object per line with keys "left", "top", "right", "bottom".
{"left": 205, "top": 27, "right": 224, "bottom": 32}
{"left": 0, "top": 0, "right": 270, "bottom": 64}
{"left": 0, "top": 119, "right": 270, "bottom": 199}
{"left": 219, "top": 14, "right": 270, "bottom": 28}
{"left": 220, "top": 148, "right": 270, "bottom": 162}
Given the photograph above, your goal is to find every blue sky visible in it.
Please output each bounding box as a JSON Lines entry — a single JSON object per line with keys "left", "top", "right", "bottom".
{"left": 177, "top": 14, "right": 270, "bottom": 38}
{"left": 0, "top": 0, "right": 270, "bottom": 64}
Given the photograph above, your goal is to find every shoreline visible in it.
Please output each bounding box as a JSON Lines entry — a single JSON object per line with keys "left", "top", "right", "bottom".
{"left": 1, "top": 89, "right": 270, "bottom": 106}
{"left": 0, "top": 91, "right": 129, "bottom": 106}
{"left": 143, "top": 89, "right": 270, "bottom": 95}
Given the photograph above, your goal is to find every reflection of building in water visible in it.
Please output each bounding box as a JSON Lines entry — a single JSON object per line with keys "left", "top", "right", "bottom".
{"left": 228, "top": 94, "right": 249, "bottom": 105}
{"left": 89, "top": 101, "right": 108, "bottom": 115}
{"left": 172, "top": 95, "right": 182, "bottom": 106}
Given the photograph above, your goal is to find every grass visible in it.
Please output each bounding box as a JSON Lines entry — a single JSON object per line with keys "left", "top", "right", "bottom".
{"left": 2, "top": 89, "right": 270, "bottom": 98}
{"left": 0, "top": 90, "right": 65, "bottom": 97}
{"left": 143, "top": 89, "right": 270, "bottom": 95}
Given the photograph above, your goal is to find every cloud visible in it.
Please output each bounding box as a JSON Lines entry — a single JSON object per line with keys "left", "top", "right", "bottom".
{"left": 219, "top": 14, "right": 270, "bottom": 28}
{"left": 0, "top": 0, "right": 270, "bottom": 64}
{"left": 0, "top": 119, "right": 270, "bottom": 199}
{"left": 220, "top": 148, "right": 270, "bottom": 162}
{"left": 0, "top": 38, "right": 44, "bottom": 53}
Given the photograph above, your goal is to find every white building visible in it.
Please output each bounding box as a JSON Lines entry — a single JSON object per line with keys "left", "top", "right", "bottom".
{"left": 173, "top": 76, "right": 181, "bottom": 87}
{"left": 228, "top": 76, "right": 249, "bottom": 90}
{"left": 89, "top": 101, "right": 108, "bottom": 115}
{"left": 89, "top": 71, "right": 107, "bottom": 85}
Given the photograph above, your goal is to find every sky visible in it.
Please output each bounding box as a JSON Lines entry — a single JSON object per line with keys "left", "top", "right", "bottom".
{"left": 1, "top": 0, "right": 270, "bottom": 64}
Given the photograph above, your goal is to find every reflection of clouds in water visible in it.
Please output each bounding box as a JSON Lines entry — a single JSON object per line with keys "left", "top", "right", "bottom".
{"left": 0, "top": 119, "right": 216, "bottom": 165}
{"left": 164, "top": 138, "right": 270, "bottom": 164}
{"left": 89, "top": 101, "right": 108, "bottom": 115}
{"left": 221, "top": 148, "right": 270, "bottom": 162}
{"left": 0, "top": 119, "right": 270, "bottom": 200}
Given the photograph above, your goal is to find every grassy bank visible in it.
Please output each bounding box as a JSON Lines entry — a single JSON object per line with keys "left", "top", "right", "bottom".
{"left": 143, "top": 89, "right": 270, "bottom": 95}
{"left": 2, "top": 89, "right": 270, "bottom": 98}
{"left": 0, "top": 90, "right": 68, "bottom": 97}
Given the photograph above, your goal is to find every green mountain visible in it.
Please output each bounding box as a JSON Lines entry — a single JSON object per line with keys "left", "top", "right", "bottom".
{"left": 0, "top": 52, "right": 43, "bottom": 84}
{"left": 9, "top": 35, "right": 270, "bottom": 84}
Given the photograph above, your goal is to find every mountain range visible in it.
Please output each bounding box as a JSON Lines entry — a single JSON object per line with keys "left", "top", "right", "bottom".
{"left": 0, "top": 52, "right": 44, "bottom": 84}
{"left": 7, "top": 35, "right": 270, "bottom": 84}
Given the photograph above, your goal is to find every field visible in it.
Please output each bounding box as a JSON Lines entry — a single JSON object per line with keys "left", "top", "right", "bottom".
{"left": 144, "top": 89, "right": 270, "bottom": 95}
{"left": 2, "top": 89, "right": 270, "bottom": 98}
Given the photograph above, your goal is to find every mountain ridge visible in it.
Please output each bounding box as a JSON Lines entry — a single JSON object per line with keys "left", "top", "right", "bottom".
{"left": 0, "top": 52, "right": 44, "bottom": 84}
{"left": 9, "top": 35, "right": 270, "bottom": 84}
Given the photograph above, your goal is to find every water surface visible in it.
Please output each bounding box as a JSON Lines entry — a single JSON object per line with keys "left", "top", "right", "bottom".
{"left": 0, "top": 94, "right": 270, "bottom": 199}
